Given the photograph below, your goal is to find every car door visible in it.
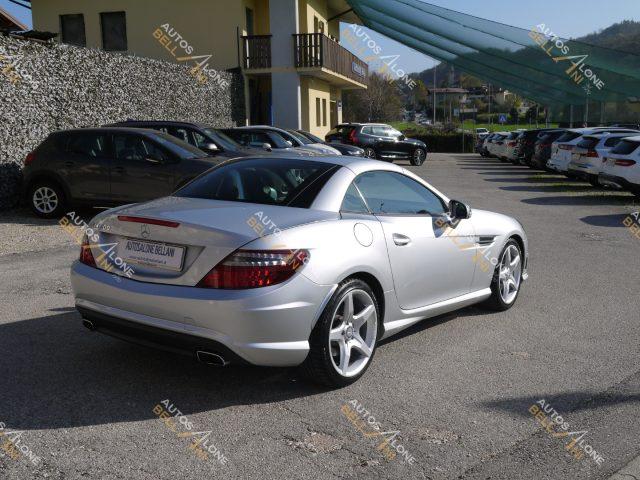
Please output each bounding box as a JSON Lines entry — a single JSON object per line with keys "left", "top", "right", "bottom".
{"left": 110, "top": 133, "right": 177, "bottom": 203}
{"left": 354, "top": 170, "right": 477, "bottom": 309}
{"left": 61, "top": 131, "right": 112, "bottom": 203}
{"left": 370, "top": 125, "right": 400, "bottom": 157}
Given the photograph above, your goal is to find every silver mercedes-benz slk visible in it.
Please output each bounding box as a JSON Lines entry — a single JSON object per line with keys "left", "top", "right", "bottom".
{"left": 71, "top": 155, "right": 528, "bottom": 387}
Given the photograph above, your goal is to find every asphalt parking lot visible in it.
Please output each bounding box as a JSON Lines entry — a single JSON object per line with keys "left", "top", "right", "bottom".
{"left": 1, "top": 153, "right": 639, "bottom": 480}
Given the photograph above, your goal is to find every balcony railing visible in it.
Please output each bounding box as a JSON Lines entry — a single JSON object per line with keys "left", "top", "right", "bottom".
{"left": 241, "top": 35, "right": 272, "bottom": 69}
{"left": 293, "top": 33, "right": 368, "bottom": 85}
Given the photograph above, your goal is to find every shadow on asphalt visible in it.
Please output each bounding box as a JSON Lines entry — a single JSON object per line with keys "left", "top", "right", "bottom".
{"left": 1, "top": 306, "right": 485, "bottom": 430}
{"left": 481, "top": 390, "right": 640, "bottom": 418}
{"left": 580, "top": 214, "right": 632, "bottom": 228}
{"left": 0, "top": 207, "right": 100, "bottom": 226}
{"left": 521, "top": 195, "right": 636, "bottom": 206}
{"left": 500, "top": 185, "right": 609, "bottom": 193}
{"left": 0, "top": 311, "right": 328, "bottom": 430}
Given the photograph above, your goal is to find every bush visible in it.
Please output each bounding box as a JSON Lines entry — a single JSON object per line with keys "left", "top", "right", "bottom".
{"left": 0, "top": 162, "right": 23, "bottom": 210}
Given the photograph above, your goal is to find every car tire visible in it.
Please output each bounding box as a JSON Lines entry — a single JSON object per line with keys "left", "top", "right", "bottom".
{"left": 29, "top": 181, "right": 66, "bottom": 218}
{"left": 301, "top": 278, "right": 380, "bottom": 388}
{"left": 586, "top": 175, "right": 600, "bottom": 187}
{"left": 363, "top": 147, "right": 377, "bottom": 159}
{"left": 410, "top": 148, "right": 426, "bottom": 166}
{"left": 481, "top": 239, "right": 523, "bottom": 312}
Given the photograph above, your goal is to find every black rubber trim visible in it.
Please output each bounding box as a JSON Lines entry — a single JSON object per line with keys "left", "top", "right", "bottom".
{"left": 77, "top": 306, "right": 248, "bottom": 365}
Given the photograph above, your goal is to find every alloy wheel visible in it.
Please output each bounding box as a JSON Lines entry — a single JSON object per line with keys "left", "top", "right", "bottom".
{"left": 498, "top": 244, "right": 522, "bottom": 304}
{"left": 364, "top": 148, "right": 376, "bottom": 159}
{"left": 33, "top": 186, "right": 59, "bottom": 214}
{"left": 328, "top": 289, "right": 377, "bottom": 377}
{"left": 413, "top": 148, "right": 425, "bottom": 165}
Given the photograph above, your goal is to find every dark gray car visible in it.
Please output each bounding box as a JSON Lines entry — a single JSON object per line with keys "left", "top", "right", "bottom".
{"left": 23, "top": 127, "right": 226, "bottom": 218}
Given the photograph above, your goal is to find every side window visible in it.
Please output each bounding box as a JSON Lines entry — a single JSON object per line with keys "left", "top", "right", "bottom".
{"left": 354, "top": 171, "right": 446, "bottom": 216}
{"left": 193, "top": 131, "right": 209, "bottom": 149}
{"left": 168, "top": 127, "right": 190, "bottom": 145}
{"left": 114, "top": 135, "right": 168, "bottom": 162}
{"left": 66, "top": 133, "right": 107, "bottom": 157}
{"left": 604, "top": 137, "right": 622, "bottom": 148}
{"left": 361, "top": 126, "right": 372, "bottom": 135}
{"left": 341, "top": 183, "right": 369, "bottom": 214}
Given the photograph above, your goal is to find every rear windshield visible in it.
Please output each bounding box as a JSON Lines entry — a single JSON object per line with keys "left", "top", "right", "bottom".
{"left": 556, "top": 131, "right": 582, "bottom": 143}
{"left": 176, "top": 158, "right": 339, "bottom": 208}
{"left": 611, "top": 140, "right": 640, "bottom": 155}
{"left": 286, "top": 129, "right": 313, "bottom": 145}
{"left": 328, "top": 125, "right": 355, "bottom": 136}
{"left": 577, "top": 137, "right": 599, "bottom": 149}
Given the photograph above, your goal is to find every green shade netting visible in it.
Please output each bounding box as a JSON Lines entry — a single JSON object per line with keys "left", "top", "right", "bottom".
{"left": 347, "top": 0, "right": 640, "bottom": 108}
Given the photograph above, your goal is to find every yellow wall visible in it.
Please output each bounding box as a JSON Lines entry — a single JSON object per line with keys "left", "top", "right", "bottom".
{"left": 298, "top": 0, "right": 328, "bottom": 34}
{"left": 31, "top": 0, "right": 268, "bottom": 71}
{"left": 301, "top": 77, "right": 333, "bottom": 137}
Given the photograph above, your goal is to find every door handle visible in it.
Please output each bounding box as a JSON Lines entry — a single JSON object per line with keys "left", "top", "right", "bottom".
{"left": 113, "top": 166, "right": 125, "bottom": 174}
{"left": 392, "top": 233, "right": 411, "bottom": 246}
{"left": 64, "top": 161, "right": 74, "bottom": 167}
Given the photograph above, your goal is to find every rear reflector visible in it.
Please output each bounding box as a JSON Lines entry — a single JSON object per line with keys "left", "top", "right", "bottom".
{"left": 197, "top": 249, "right": 309, "bottom": 289}
{"left": 79, "top": 235, "right": 97, "bottom": 268}
{"left": 614, "top": 159, "right": 637, "bottom": 167}
{"left": 25, "top": 152, "right": 36, "bottom": 166}
{"left": 117, "top": 216, "right": 180, "bottom": 228}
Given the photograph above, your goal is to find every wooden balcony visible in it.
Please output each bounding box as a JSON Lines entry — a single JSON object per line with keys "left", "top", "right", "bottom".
{"left": 241, "top": 34, "right": 272, "bottom": 70}
{"left": 241, "top": 33, "right": 368, "bottom": 88}
{"left": 293, "top": 33, "right": 368, "bottom": 87}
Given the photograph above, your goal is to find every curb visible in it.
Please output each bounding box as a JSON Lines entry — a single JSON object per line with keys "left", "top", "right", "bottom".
{"left": 608, "top": 455, "right": 640, "bottom": 480}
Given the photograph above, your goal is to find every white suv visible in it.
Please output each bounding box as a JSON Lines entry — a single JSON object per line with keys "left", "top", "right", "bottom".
{"left": 598, "top": 136, "right": 640, "bottom": 196}
{"left": 568, "top": 133, "right": 636, "bottom": 186}
{"left": 547, "top": 128, "right": 639, "bottom": 174}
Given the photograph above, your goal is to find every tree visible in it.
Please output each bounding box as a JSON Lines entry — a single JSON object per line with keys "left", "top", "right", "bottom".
{"left": 343, "top": 72, "right": 404, "bottom": 123}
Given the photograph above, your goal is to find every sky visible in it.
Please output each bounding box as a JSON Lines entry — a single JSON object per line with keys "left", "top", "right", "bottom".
{"left": 2, "top": 0, "right": 640, "bottom": 74}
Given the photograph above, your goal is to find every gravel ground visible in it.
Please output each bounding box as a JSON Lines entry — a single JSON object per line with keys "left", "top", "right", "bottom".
{"left": 0, "top": 153, "right": 639, "bottom": 480}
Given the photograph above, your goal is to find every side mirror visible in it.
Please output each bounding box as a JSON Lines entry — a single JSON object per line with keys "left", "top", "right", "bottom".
{"left": 449, "top": 199, "right": 472, "bottom": 220}
{"left": 398, "top": 134, "right": 406, "bottom": 141}
{"left": 249, "top": 141, "right": 271, "bottom": 151}
{"left": 202, "top": 143, "right": 219, "bottom": 153}
{"left": 284, "top": 140, "right": 294, "bottom": 147}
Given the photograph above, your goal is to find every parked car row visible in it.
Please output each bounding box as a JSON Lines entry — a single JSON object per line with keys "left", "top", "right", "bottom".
{"left": 476, "top": 126, "right": 640, "bottom": 196}
{"left": 23, "top": 121, "right": 429, "bottom": 218}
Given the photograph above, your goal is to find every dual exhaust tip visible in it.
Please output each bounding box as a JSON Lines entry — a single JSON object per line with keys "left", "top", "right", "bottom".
{"left": 82, "top": 319, "right": 228, "bottom": 367}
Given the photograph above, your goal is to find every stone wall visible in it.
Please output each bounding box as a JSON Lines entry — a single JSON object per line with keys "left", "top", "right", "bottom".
{"left": 0, "top": 35, "right": 245, "bottom": 209}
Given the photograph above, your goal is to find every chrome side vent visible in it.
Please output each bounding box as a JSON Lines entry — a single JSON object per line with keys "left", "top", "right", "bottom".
{"left": 478, "top": 235, "right": 496, "bottom": 246}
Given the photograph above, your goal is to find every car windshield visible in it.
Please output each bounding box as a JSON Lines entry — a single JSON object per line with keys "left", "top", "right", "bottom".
{"left": 611, "top": 140, "right": 640, "bottom": 155}
{"left": 286, "top": 129, "right": 313, "bottom": 145}
{"left": 175, "top": 158, "right": 338, "bottom": 207}
{"left": 202, "top": 128, "right": 243, "bottom": 150}
{"left": 298, "top": 130, "right": 325, "bottom": 143}
{"left": 148, "top": 132, "right": 207, "bottom": 159}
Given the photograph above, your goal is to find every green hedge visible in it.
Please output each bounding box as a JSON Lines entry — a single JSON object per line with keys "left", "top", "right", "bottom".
{"left": 403, "top": 131, "right": 476, "bottom": 153}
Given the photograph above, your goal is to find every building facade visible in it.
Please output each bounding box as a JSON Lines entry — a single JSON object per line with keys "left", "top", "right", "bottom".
{"left": 31, "top": 0, "right": 368, "bottom": 137}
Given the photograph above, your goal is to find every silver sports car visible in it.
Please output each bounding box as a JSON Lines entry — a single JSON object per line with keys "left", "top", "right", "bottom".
{"left": 71, "top": 155, "right": 528, "bottom": 387}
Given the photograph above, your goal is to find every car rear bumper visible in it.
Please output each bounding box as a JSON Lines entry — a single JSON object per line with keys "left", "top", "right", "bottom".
{"left": 71, "top": 261, "right": 336, "bottom": 367}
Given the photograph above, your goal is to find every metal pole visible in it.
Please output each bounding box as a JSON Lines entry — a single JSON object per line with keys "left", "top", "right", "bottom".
{"left": 433, "top": 64, "right": 437, "bottom": 125}
{"left": 569, "top": 104, "right": 574, "bottom": 128}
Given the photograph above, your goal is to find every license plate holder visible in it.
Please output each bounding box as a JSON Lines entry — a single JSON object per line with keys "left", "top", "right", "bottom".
{"left": 117, "top": 238, "right": 185, "bottom": 271}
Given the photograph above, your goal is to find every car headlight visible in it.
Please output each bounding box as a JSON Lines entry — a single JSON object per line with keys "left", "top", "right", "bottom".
{"left": 348, "top": 150, "right": 364, "bottom": 156}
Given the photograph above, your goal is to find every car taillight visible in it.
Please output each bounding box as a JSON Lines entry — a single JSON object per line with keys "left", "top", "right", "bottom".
{"left": 559, "top": 145, "right": 573, "bottom": 151}
{"left": 25, "top": 152, "right": 36, "bottom": 166}
{"left": 79, "top": 235, "right": 97, "bottom": 268}
{"left": 615, "top": 159, "right": 637, "bottom": 167}
{"left": 585, "top": 150, "right": 599, "bottom": 157}
{"left": 197, "top": 249, "right": 309, "bottom": 289}
{"left": 508, "top": 141, "right": 516, "bottom": 147}
{"left": 540, "top": 143, "right": 551, "bottom": 148}
{"left": 348, "top": 129, "right": 357, "bottom": 145}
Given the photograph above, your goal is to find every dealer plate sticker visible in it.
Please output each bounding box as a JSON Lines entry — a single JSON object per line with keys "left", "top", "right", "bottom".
{"left": 118, "top": 239, "right": 185, "bottom": 271}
